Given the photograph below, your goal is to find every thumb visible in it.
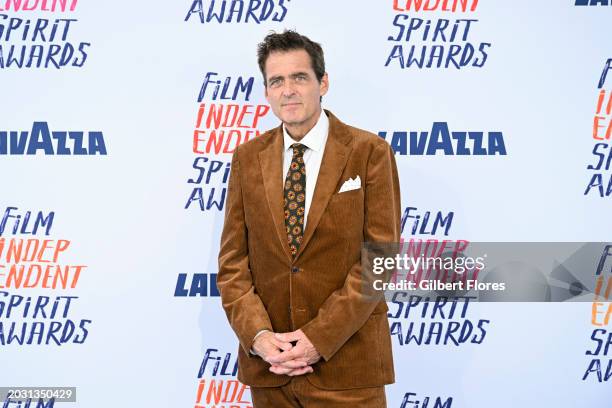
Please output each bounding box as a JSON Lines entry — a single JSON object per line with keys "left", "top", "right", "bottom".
{"left": 273, "top": 338, "right": 293, "bottom": 351}
{"left": 275, "top": 331, "right": 300, "bottom": 343}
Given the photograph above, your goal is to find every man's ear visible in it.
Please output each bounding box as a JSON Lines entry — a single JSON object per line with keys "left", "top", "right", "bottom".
{"left": 319, "top": 72, "right": 329, "bottom": 97}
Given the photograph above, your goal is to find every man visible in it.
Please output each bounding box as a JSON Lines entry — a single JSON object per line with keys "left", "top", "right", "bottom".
{"left": 217, "top": 30, "right": 401, "bottom": 407}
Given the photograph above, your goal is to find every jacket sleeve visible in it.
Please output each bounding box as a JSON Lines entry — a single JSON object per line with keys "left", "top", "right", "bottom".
{"left": 217, "top": 148, "right": 273, "bottom": 356}
{"left": 300, "top": 141, "right": 401, "bottom": 362}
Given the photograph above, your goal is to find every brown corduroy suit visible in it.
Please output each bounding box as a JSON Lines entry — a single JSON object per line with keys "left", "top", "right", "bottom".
{"left": 217, "top": 110, "right": 401, "bottom": 391}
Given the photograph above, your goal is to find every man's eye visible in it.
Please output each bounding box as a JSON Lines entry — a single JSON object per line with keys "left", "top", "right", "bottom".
{"left": 296, "top": 75, "right": 306, "bottom": 81}
{"left": 269, "top": 79, "right": 281, "bottom": 87}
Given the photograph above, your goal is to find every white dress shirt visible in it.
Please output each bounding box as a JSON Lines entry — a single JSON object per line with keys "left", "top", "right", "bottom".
{"left": 282, "top": 109, "right": 329, "bottom": 231}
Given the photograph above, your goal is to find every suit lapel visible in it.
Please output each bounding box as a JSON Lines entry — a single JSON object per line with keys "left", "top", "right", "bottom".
{"left": 259, "top": 125, "right": 293, "bottom": 262}
{"left": 258, "top": 111, "right": 354, "bottom": 263}
{"left": 295, "top": 111, "right": 353, "bottom": 261}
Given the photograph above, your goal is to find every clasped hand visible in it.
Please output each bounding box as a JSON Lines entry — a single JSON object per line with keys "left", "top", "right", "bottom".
{"left": 252, "top": 329, "right": 321, "bottom": 376}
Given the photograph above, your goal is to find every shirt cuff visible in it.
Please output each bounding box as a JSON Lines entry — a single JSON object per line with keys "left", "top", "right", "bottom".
{"left": 249, "top": 329, "right": 270, "bottom": 355}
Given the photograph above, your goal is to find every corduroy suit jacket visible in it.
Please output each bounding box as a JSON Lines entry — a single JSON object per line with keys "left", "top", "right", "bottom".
{"left": 217, "top": 110, "right": 401, "bottom": 390}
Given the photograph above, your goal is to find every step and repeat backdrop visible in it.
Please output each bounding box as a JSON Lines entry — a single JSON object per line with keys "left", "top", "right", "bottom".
{"left": 1, "top": 0, "right": 612, "bottom": 407}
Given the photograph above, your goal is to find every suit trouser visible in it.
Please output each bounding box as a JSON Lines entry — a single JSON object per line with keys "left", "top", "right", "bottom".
{"left": 250, "top": 376, "right": 387, "bottom": 408}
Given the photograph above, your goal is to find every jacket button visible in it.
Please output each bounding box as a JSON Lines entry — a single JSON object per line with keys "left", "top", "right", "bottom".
{"left": 291, "top": 266, "right": 299, "bottom": 273}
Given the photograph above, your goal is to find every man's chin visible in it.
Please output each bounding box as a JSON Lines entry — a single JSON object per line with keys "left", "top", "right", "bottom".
{"left": 280, "top": 116, "right": 306, "bottom": 127}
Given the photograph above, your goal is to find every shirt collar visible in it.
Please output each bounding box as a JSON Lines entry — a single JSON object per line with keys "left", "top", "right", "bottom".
{"left": 283, "top": 109, "right": 329, "bottom": 153}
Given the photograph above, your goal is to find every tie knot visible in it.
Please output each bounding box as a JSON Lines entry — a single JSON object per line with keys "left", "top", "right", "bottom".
{"left": 291, "top": 143, "right": 307, "bottom": 157}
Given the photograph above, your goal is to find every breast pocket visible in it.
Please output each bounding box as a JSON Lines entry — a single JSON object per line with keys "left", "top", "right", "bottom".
{"left": 325, "top": 188, "right": 365, "bottom": 237}
{"left": 329, "top": 187, "right": 363, "bottom": 204}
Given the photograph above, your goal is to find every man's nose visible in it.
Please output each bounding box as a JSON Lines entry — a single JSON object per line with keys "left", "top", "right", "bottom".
{"left": 281, "top": 82, "right": 297, "bottom": 97}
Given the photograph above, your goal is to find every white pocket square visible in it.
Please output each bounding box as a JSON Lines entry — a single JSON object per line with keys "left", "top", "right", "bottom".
{"left": 338, "top": 175, "right": 361, "bottom": 193}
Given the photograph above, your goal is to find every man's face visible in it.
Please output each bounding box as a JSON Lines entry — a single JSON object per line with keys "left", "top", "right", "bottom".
{"left": 264, "top": 49, "right": 329, "bottom": 134}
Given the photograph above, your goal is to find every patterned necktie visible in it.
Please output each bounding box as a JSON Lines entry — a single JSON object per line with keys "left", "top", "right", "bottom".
{"left": 284, "top": 143, "right": 307, "bottom": 258}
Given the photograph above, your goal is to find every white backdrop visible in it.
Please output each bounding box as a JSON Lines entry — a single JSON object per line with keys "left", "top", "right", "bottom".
{"left": 1, "top": 1, "right": 611, "bottom": 407}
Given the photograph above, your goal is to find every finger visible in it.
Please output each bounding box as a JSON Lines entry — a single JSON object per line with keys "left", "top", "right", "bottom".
{"left": 272, "top": 359, "right": 307, "bottom": 369}
{"left": 269, "top": 363, "right": 312, "bottom": 376}
{"left": 272, "top": 338, "right": 293, "bottom": 352}
{"left": 269, "top": 364, "right": 295, "bottom": 375}
{"left": 267, "top": 348, "right": 299, "bottom": 364}
{"left": 286, "top": 365, "right": 314, "bottom": 377}
{"left": 275, "top": 332, "right": 301, "bottom": 343}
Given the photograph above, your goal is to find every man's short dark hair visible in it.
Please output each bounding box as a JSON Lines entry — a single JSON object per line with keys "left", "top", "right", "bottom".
{"left": 257, "top": 30, "right": 325, "bottom": 85}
